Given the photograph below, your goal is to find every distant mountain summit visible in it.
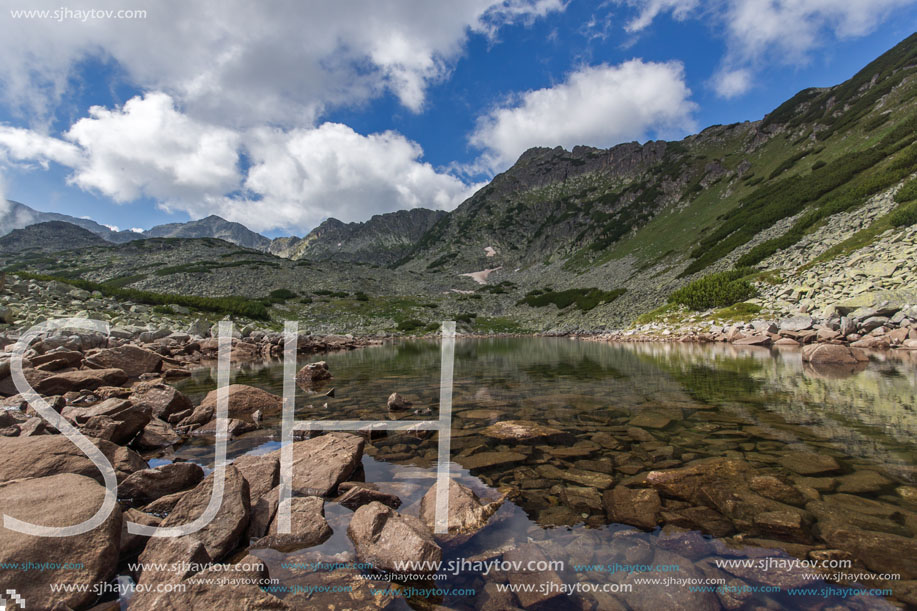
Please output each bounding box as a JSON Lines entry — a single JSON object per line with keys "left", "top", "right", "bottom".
{"left": 144, "top": 214, "right": 271, "bottom": 251}
{"left": 271, "top": 208, "right": 447, "bottom": 264}
{"left": 0, "top": 221, "right": 107, "bottom": 252}
{"left": 0, "top": 200, "right": 139, "bottom": 243}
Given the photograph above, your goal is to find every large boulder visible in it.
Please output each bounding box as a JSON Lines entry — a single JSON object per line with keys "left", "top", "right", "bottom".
{"left": 253, "top": 496, "right": 333, "bottom": 552}
{"left": 158, "top": 465, "right": 251, "bottom": 561}
{"left": 183, "top": 384, "right": 282, "bottom": 426}
{"left": 265, "top": 432, "right": 364, "bottom": 496}
{"left": 70, "top": 397, "right": 151, "bottom": 445}
{"left": 0, "top": 435, "right": 146, "bottom": 484}
{"left": 119, "top": 462, "right": 205, "bottom": 505}
{"left": 34, "top": 368, "right": 128, "bottom": 394}
{"left": 85, "top": 344, "right": 162, "bottom": 378}
{"left": 130, "top": 381, "right": 193, "bottom": 420}
{"left": 0, "top": 474, "right": 122, "bottom": 610}
{"left": 295, "top": 361, "right": 332, "bottom": 387}
{"left": 418, "top": 480, "right": 504, "bottom": 545}
{"left": 801, "top": 344, "right": 868, "bottom": 364}
{"left": 348, "top": 501, "right": 442, "bottom": 573}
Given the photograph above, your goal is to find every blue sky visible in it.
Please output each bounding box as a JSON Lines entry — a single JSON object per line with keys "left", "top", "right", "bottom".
{"left": 0, "top": 0, "right": 915, "bottom": 238}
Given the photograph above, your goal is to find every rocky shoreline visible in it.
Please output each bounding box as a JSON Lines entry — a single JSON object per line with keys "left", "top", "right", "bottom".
{"left": 589, "top": 296, "right": 917, "bottom": 355}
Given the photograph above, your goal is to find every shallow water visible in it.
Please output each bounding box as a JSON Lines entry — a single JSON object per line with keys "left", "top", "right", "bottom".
{"left": 170, "top": 338, "right": 917, "bottom": 609}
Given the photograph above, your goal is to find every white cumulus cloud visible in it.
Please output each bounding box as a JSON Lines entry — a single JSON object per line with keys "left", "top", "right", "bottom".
{"left": 0, "top": 0, "right": 563, "bottom": 127}
{"left": 615, "top": 0, "right": 917, "bottom": 98}
{"left": 0, "top": 94, "right": 480, "bottom": 233}
{"left": 469, "top": 60, "right": 697, "bottom": 170}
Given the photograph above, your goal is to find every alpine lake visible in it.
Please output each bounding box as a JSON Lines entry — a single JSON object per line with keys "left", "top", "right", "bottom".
{"left": 166, "top": 337, "right": 917, "bottom": 610}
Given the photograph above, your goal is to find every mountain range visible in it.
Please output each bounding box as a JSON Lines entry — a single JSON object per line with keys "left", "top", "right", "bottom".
{"left": 1, "top": 33, "right": 915, "bottom": 332}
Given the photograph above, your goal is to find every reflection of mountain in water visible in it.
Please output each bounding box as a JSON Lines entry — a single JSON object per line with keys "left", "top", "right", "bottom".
{"left": 625, "top": 342, "right": 917, "bottom": 467}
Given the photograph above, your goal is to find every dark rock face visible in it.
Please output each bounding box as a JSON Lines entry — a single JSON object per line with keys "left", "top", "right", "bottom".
{"left": 0, "top": 474, "right": 122, "bottom": 610}
{"left": 279, "top": 208, "right": 447, "bottom": 264}
{"left": 0, "top": 220, "right": 106, "bottom": 253}
{"left": 347, "top": 501, "right": 442, "bottom": 573}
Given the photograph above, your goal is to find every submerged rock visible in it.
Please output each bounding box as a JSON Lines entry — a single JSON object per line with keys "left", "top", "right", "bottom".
{"left": 386, "top": 392, "right": 411, "bottom": 410}
{"left": 482, "top": 419, "right": 569, "bottom": 442}
{"left": 604, "top": 486, "right": 661, "bottom": 530}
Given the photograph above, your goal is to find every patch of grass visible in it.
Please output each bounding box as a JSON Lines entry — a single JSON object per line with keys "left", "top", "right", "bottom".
{"left": 668, "top": 268, "right": 757, "bottom": 310}
{"left": 313, "top": 289, "right": 349, "bottom": 298}
{"left": 15, "top": 272, "right": 270, "bottom": 320}
{"left": 634, "top": 303, "right": 684, "bottom": 325}
{"left": 517, "top": 287, "right": 626, "bottom": 312}
{"left": 711, "top": 302, "right": 762, "bottom": 321}
{"left": 473, "top": 316, "right": 528, "bottom": 333}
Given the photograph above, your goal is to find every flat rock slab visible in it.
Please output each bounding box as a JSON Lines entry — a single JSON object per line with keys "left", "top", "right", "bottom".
{"left": 265, "top": 432, "right": 364, "bottom": 496}
{"left": 458, "top": 451, "right": 527, "bottom": 470}
{"left": 35, "top": 368, "right": 128, "bottom": 394}
{"left": 482, "top": 419, "right": 569, "bottom": 442}
{"left": 0, "top": 474, "right": 121, "bottom": 610}
{"left": 779, "top": 451, "right": 842, "bottom": 476}
{"left": 538, "top": 464, "right": 615, "bottom": 489}
{"left": 628, "top": 412, "right": 672, "bottom": 429}
{"left": 85, "top": 345, "right": 162, "bottom": 378}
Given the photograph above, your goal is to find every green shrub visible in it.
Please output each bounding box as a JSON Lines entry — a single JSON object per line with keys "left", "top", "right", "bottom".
{"left": 811, "top": 160, "right": 826, "bottom": 171}
{"left": 299, "top": 296, "right": 313, "bottom": 304}
{"left": 889, "top": 200, "right": 917, "bottom": 227}
{"left": 517, "top": 287, "right": 626, "bottom": 312}
{"left": 894, "top": 177, "right": 917, "bottom": 203}
{"left": 397, "top": 319, "right": 425, "bottom": 332}
{"left": 268, "top": 288, "right": 297, "bottom": 300}
{"left": 668, "top": 269, "right": 757, "bottom": 310}
{"left": 355, "top": 291, "right": 370, "bottom": 301}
